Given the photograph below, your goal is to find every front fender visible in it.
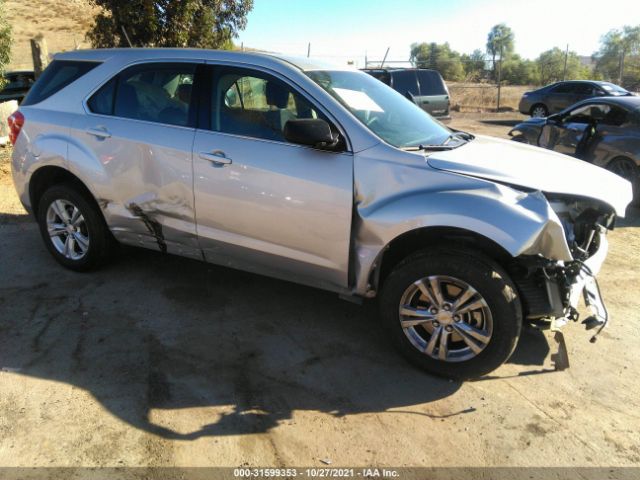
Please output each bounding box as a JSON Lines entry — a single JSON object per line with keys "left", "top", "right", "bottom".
{"left": 352, "top": 153, "right": 570, "bottom": 296}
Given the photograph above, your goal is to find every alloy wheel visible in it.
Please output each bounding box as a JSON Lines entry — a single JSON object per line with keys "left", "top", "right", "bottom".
{"left": 45, "top": 199, "right": 90, "bottom": 261}
{"left": 398, "top": 275, "right": 493, "bottom": 362}
{"left": 531, "top": 105, "right": 547, "bottom": 118}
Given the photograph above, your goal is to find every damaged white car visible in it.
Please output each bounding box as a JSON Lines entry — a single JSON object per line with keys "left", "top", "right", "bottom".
{"left": 9, "top": 49, "right": 633, "bottom": 379}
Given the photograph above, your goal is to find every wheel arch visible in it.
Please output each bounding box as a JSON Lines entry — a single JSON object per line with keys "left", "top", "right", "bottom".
{"left": 370, "top": 226, "right": 514, "bottom": 294}
{"left": 29, "top": 165, "right": 102, "bottom": 218}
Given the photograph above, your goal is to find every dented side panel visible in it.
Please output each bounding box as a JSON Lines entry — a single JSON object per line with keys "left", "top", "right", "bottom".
{"left": 67, "top": 114, "right": 201, "bottom": 259}
{"left": 352, "top": 144, "right": 572, "bottom": 296}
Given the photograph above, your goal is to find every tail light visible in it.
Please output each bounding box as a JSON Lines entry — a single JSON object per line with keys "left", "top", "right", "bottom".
{"left": 7, "top": 110, "right": 24, "bottom": 146}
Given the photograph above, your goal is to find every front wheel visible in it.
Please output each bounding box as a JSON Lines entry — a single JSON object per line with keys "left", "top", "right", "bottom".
{"left": 379, "top": 247, "right": 522, "bottom": 379}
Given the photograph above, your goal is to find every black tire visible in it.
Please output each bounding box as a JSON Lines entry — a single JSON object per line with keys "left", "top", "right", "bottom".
{"left": 607, "top": 157, "right": 639, "bottom": 203}
{"left": 530, "top": 103, "right": 548, "bottom": 118}
{"left": 379, "top": 247, "right": 522, "bottom": 379}
{"left": 36, "top": 183, "right": 115, "bottom": 271}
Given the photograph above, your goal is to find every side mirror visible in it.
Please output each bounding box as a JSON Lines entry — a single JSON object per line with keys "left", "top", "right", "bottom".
{"left": 284, "top": 119, "right": 338, "bottom": 149}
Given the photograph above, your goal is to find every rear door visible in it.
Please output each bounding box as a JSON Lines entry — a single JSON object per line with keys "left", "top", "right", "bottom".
{"left": 546, "top": 83, "right": 578, "bottom": 113}
{"left": 415, "top": 70, "right": 449, "bottom": 117}
{"left": 191, "top": 65, "right": 354, "bottom": 291}
{"left": 70, "top": 61, "right": 203, "bottom": 258}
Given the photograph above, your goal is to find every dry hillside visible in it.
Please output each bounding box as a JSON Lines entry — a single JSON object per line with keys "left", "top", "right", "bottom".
{"left": 5, "top": 0, "right": 99, "bottom": 70}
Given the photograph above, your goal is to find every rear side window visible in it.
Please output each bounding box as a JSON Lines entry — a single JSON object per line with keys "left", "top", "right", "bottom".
{"left": 391, "top": 71, "right": 419, "bottom": 96}
{"left": 417, "top": 70, "right": 447, "bottom": 95}
{"left": 549, "top": 83, "right": 573, "bottom": 94}
{"left": 22, "top": 60, "right": 99, "bottom": 106}
{"left": 112, "top": 63, "right": 196, "bottom": 127}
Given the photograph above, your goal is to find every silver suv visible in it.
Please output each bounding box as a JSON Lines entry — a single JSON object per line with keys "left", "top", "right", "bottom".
{"left": 9, "top": 49, "right": 633, "bottom": 379}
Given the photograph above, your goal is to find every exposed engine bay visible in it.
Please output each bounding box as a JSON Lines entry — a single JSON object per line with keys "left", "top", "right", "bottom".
{"left": 512, "top": 194, "right": 616, "bottom": 345}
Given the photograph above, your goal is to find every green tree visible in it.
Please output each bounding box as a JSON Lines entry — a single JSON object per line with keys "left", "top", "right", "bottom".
{"left": 87, "top": 0, "right": 253, "bottom": 49}
{"left": 410, "top": 42, "right": 464, "bottom": 81}
{"left": 461, "top": 49, "right": 486, "bottom": 81}
{"left": 536, "top": 47, "right": 590, "bottom": 85}
{"left": 501, "top": 54, "right": 538, "bottom": 85}
{"left": 0, "top": 0, "right": 11, "bottom": 89}
{"left": 486, "top": 23, "right": 514, "bottom": 80}
{"left": 593, "top": 26, "right": 640, "bottom": 88}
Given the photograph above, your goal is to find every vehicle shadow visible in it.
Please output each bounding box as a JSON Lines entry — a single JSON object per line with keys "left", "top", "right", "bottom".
{"left": 0, "top": 234, "right": 550, "bottom": 440}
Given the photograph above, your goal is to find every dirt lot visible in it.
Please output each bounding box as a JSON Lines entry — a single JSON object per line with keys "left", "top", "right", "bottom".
{"left": 1, "top": 113, "right": 640, "bottom": 473}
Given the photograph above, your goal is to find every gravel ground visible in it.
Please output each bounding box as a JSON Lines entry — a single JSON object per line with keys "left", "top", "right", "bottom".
{"left": 1, "top": 114, "right": 639, "bottom": 473}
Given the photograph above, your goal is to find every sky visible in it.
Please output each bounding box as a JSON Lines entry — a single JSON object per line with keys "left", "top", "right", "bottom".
{"left": 237, "top": 0, "right": 640, "bottom": 67}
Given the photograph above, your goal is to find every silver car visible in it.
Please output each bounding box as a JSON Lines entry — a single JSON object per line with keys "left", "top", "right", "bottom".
{"left": 9, "top": 49, "right": 633, "bottom": 379}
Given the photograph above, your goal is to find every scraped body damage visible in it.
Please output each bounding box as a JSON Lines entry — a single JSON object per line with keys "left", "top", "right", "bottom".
{"left": 65, "top": 115, "right": 202, "bottom": 260}
{"left": 350, "top": 144, "right": 572, "bottom": 296}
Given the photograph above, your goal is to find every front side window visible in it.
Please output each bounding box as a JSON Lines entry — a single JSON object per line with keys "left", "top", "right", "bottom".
{"left": 307, "top": 70, "right": 451, "bottom": 148}
{"left": 90, "top": 63, "right": 196, "bottom": 126}
{"left": 213, "top": 69, "right": 325, "bottom": 142}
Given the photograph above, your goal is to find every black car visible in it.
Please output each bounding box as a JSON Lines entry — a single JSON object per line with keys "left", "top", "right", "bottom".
{"left": 362, "top": 68, "right": 450, "bottom": 120}
{"left": 518, "top": 80, "right": 633, "bottom": 118}
{"left": 0, "top": 71, "right": 36, "bottom": 104}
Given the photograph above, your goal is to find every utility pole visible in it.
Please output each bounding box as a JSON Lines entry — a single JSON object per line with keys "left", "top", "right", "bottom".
{"left": 380, "top": 47, "right": 390, "bottom": 68}
{"left": 562, "top": 44, "right": 569, "bottom": 81}
{"left": 307, "top": 42, "right": 311, "bottom": 58}
{"left": 619, "top": 49, "right": 625, "bottom": 86}
{"left": 121, "top": 26, "right": 133, "bottom": 47}
{"left": 496, "top": 45, "right": 503, "bottom": 111}
{"left": 30, "top": 35, "right": 49, "bottom": 79}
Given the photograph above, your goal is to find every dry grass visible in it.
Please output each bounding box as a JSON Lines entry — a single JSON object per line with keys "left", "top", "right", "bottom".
{"left": 448, "top": 82, "right": 533, "bottom": 112}
{"left": 5, "top": 0, "right": 100, "bottom": 70}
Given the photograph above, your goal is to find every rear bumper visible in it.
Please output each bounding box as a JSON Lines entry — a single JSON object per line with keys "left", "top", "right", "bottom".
{"left": 518, "top": 98, "right": 532, "bottom": 115}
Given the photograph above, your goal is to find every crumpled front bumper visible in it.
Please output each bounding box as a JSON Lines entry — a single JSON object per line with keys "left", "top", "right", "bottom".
{"left": 564, "top": 229, "right": 610, "bottom": 338}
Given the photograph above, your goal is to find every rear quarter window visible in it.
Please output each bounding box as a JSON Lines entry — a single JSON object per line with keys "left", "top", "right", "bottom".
{"left": 22, "top": 60, "right": 100, "bottom": 106}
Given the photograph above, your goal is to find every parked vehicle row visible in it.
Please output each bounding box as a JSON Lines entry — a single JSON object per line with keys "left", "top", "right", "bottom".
{"left": 9, "top": 49, "right": 632, "bottom": 379}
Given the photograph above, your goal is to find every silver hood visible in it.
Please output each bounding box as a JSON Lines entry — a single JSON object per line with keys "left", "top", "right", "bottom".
{"left": 427, "top": 135, "right": 633, "bottom": 216}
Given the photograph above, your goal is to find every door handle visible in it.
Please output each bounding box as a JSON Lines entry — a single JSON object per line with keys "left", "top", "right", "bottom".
{"left": 86, "top": 127, "right": 111, "bottom": 139}
{"left": 199, "top": 150, "right": 232, "bottom": 166}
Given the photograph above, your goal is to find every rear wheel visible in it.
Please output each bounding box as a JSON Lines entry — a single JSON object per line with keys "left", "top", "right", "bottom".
{"left": 530, "top": 104, "right": 548, "bottom": 118}
{"left": 379, "top": 247, "right": 522, "bottom": 379}
{"left": 37, "top": 184, "right": 114, "bottom": 271}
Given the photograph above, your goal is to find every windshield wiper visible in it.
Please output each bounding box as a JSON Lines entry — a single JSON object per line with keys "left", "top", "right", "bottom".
{"left": 402, "top": 144, "right": 459, "bottom": 152}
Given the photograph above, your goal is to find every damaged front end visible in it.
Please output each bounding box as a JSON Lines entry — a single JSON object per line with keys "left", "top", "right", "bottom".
{"left": 511, "top": 195, "right": 617, "bottom": 343}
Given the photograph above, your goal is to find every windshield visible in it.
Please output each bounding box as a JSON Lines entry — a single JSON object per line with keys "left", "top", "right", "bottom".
{"left": 600, "top": 82, "right": 629, "bottom": 95}
{"left": 306, "top": 70, "right": 451, "bottom": 148}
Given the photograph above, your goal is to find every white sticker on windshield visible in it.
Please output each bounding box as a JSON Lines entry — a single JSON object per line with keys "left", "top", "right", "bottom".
{"left": 333, "top": 88, "right": 383, "bottom": 112}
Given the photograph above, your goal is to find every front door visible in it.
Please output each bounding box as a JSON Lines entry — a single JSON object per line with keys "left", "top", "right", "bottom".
{"left": 192, "top": 66, "right": 353, "bottom": 291}
{"left": 70, "top": 61, "right": 202, "bottom": 258}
